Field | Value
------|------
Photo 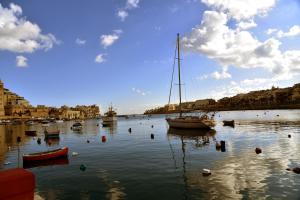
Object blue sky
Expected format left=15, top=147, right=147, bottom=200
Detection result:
left=0, top=0, right=300, bottom=114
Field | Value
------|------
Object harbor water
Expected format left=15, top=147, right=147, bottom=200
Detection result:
left=1, top=110, right=300, bottom=200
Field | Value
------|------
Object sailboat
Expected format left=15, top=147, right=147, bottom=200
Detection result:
left=166, top=33, right=216, bottom=129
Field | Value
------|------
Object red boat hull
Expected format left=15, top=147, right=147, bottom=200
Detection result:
left=23, top=147, right=68, bottom=162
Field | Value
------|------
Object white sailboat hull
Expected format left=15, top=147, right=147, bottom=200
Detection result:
left=166, top=117, right=215, bottom=129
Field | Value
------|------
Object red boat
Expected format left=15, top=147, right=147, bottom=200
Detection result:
left=44, top=130, right=60, bottom=138
left=23, top=147, right=68, bottom=162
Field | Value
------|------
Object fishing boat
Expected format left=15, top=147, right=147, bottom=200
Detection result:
left=25, top=120, right=36, bottom=125
left=56, top=119, right=64, bottom=123
left=41, top=120, right=50, bottom=127
left=71, top=122, right=83, bottom=131
left=44, top=130, right=60, bottom=138
left=25, top=130, right=37, bottom=136
left=223, top=120, right=235, bottom=127
left=166, top=34, right=215, bottom=130
left=23, top=147, right=68, bottom=162
left=102, top=104, right=117, bottom=126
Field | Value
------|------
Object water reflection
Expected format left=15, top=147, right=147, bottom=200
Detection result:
left=168, top=128, right=217, bottom=148
left=102, top=122, right=117, bottom=135
left=23, top=156, right=69, bottom=169
left=0, top=111, right=299, bottom=200
left=45, top=138, right=60, bottom=146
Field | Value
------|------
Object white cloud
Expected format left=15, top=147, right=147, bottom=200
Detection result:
left=16, top=55, right=27, bottom=67
left=277, top=25, right=300, bottom=38
left=75, top=38, right=86, bottom=45
left=241, top=78, right=268, bottom=86
left=126, top=0, right=140, bottom=9
left=209, top=75, right=293, bottom=100
left=117, top=10, right=128, bottom=21
left=0, top=3, right=59, bottom=53
left=182, top=0, right=300, bottom=81
left=95, top=54, right=106, bottom=63
left=199, top=68, right=231, bottom=80
left=237, top=19, right=257, bottom=30
left=117, top=0, right=140, bottom=21
left=266, top=28, right=277, bottom=35
left=100, top=30, right=122, bottom=48
left=201, top=0, right=275, bottom=21
left=211, top=68, right=232, bottom=79
left=132, top=87, right=150, bottom=96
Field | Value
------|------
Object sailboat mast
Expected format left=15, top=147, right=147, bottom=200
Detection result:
left=177, top=33, right=182, bottom=117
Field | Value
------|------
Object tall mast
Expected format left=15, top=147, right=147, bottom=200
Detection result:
left=177, top=33, right=182, bottom=117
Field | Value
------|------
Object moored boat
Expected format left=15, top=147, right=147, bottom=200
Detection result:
left=223, top=120, right=235, bottom=127
left=102, top=105, right=117, bottom=125
left=71, top=122, right=83, bottom=131
left=25, top=130, right=37, bottom=136
left=44, top=130, right=60, bottom=138
left=166, top=34, right=215, bottom=130
left=167, top=116, right=216, bottom=129
left=41, top=120, right=50, bottom=127
left=25, top=121, right=36, bottom=125
left=23, top=147, right=68, bottom=162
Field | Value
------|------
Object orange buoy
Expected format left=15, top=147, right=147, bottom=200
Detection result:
left=101, top=136, right=106, bottom=143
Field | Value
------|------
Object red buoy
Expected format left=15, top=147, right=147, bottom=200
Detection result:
left=101, top=136, right=106, bottom=143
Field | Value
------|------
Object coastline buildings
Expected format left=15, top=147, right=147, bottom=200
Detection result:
left=145, top=83, right=300, bottom=114
left=0, top=80, right=100, bottom=120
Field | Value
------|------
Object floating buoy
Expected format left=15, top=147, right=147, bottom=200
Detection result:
left=288, top=134, right=291, bottom=138
left=276, top=114, right=280, bottom=117
left=221, top=141, right=226, bottom=152
left=102, top=136, right=106, bottom=143
left=202, top=169, right=211, bottom=176
left=80, top=164, right=86, bottom=171
left=151, top=133, right=154, bottom=139
left=255, top=147, right=262, bottom=154
left=151, top=125, right=154, bottom=128
left=87, top=140, right=90, bottom=143
left=128, top=128, right=132, bottom=133
left=72, top=152, right=79, bottom=156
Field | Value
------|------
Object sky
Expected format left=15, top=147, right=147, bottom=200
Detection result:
left=0, top=0, right=300, bottom=114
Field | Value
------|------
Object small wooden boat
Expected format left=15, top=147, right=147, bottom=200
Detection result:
left=23, top=147, right=68, bottom=162
left=25, top=130, right=37, bottom=136
left=223, top=120, right=235, bottom=127
left=44, top=130, right=60, bottom=138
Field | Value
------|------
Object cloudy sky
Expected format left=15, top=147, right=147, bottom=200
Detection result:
left=0, top=0, right=300, bottom=114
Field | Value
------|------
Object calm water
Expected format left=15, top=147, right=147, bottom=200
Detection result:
left=1, top=110, right=300, bottom=200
